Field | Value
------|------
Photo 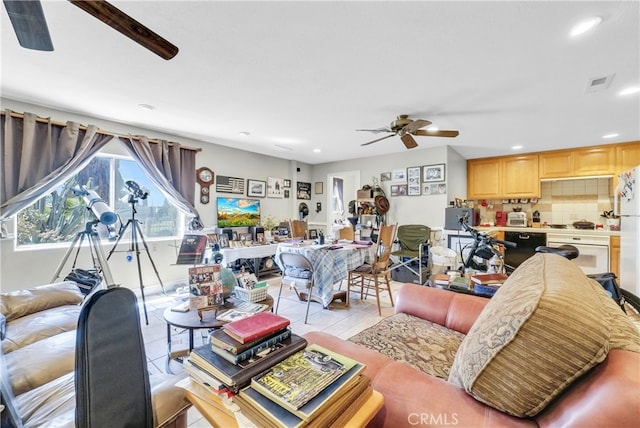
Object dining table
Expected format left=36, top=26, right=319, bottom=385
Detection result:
left=274, top=240, right=374, bottom=308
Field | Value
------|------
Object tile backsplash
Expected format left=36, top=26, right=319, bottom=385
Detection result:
left=474, top=178, right=613, bottom=226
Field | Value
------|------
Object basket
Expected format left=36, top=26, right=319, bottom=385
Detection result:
left=234, top=286, right=269, bottom=303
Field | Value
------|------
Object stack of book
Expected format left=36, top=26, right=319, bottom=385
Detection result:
left=234, top=344, right=372, bottom=427
left=186, top=312, right=306, bottom=394
left=470, top=273, right=508, bottom=296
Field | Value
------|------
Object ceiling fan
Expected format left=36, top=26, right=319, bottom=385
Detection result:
left=357, top=114, right=459, bottom=149
left=2, top=0, right=178, bottom=60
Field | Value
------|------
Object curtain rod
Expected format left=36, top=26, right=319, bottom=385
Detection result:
left=1, top=110, right=202, bottom=152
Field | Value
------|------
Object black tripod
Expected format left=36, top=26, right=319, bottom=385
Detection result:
left=108, top=195, right=165, bottom=324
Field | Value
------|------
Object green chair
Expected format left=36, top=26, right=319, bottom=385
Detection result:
left=390, top=224, right=431, bottom=283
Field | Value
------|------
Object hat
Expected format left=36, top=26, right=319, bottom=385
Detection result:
left=374, top=195, right=390, bottom=215
left=298, top=203, right=309, bottom=218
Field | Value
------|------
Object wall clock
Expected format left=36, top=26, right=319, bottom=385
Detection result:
left=196, top=167, right=214, bottom=204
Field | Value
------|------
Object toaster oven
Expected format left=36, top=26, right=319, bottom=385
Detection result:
left=507, top=212, right=527, bottom=227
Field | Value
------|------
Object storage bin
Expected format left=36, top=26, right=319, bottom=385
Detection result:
left=234, top=286, right=269, bottom=303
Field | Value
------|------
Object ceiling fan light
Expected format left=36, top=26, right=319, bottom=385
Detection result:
left=570, top=16, right=602, bottom=37
left=426, top=126, right=439, bottom=132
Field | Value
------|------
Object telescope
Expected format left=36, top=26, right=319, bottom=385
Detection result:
left=125, top=180, right=149, bottom=200
left=72, top=187, right=117, bottom=225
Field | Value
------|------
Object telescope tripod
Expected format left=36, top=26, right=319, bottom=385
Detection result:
left=52, top=221, right=116, bottom=288
left=107, top=200, right=165, bottom=325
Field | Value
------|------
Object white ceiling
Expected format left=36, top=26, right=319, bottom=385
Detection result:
left=2, top=1, right=639, bottom=165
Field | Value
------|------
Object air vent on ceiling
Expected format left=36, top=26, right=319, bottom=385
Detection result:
left=586, top=74, right=615, bottom=93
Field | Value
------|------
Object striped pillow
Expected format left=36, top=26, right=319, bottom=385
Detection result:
left=448, top=253, right=637, bottom=417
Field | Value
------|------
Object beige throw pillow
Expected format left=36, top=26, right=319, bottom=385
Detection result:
left=448, top=253, right=637, bottom=417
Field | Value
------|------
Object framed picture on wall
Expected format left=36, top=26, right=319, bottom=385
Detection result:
left=423, top=164, right=445, bottom=183
left=283, top=179, right=291, bottom=188
left=284, top=189, right=290, bottom=198
left=392, top=169, right=406, bottom=182
left=407, top=166, right=421, bottom=196
left=267, top=177, right=284, bottom=198
left=297, top=182, right=311, bottom=200
left=315, top=182, right=323, bottom=194
left=247, top=179, right=266, bottom=197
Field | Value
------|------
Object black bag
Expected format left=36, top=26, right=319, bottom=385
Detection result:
left=65, top=268, right=103, bottom=295
left=587, top=272, right=626, bottom=312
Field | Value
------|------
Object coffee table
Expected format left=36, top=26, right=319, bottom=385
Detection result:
left=163, top=295, right=273, bottom=373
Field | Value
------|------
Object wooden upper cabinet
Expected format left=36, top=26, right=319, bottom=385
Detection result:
left=615, top=141, right=640, bottom=173
left=467, top=157, right=501, bottom=199
left=573, top=146, right=616, bottom=176
left=467, top=154, right=539, bottom=199
left=539, top=151, right=573, bottom=178
left=540, top=146, right=615, bottom=178
left=502, top=155, right=540, bottom=197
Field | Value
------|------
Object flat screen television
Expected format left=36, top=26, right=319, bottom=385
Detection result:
left=216, top=197, right=261, bottom=228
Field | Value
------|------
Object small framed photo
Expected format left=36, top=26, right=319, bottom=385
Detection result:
left=283, top=179, right=291, bottom=188
left=239, top=232, right=253, bottom=243
left=423, top=164, right=445, bottom=183
left=390, top=184, right=408, bottom=196
left=380, top=172, right=392, bottom=182
left=315, top=182, right=323, bottom=194
left=206, top=233, right=218, bottom=246
left=247, top=179, right=266, bottom=197
left=309, top=229, right=318, bottom=239
left=284, top=189, right=290, bottom=198
left=267, top=177, right=284, bottom=198
left=407, top=166, right=421, bottom=195
left=392, top=169, right=406, bottom=182
left=218, top=234, right=229, bottom=248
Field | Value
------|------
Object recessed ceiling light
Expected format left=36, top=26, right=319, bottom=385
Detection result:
left=602, top=133, right=619, bottom=139
left=313, top=148, right=321, bottom=153
left=239, top=131, right=251, bottom=136
left=618, top=86, right=640, bottom=96
left=138, top=103, right=156, bottom=111
left=570, top=16, right=602, bottom=37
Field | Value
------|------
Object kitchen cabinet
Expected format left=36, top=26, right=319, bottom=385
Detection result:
left=610, top=235, right=620, bottom=279
left=467, top=154, right=539, bottom=199
left=614, top=141, right=640, bottom=188
left=539, top=146, right=616, bottom=179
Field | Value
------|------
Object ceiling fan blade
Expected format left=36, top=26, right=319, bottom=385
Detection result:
left=403, top=119, right=431, bottom=133
left=413, top=129, right=460, bottom=138
left=401, top=133, right=418, bottom=149
left=361, top=133, right=396, bottom=146
left=356, top=127, right=392, bottom=134
left=3, top=0, right=53, bottom=51
left=69, top=0, right=178, bottom=60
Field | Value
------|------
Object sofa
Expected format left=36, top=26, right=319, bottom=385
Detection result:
left=305, top=253, right=640, bottom=427
left=0, top=281, right=191, bottom=427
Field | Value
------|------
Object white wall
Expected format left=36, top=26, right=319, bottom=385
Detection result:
left=1, top=99, right=466, bottom=292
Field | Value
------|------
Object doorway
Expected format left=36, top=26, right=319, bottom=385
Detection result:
left=326, top=170, right=360, bottom=239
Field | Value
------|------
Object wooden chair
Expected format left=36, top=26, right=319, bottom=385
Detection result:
left=347, top=223, right=397, bottom=316
left=338, top=226, right=355, bottom=241
left=275, top=252, right=315, bottom=324
left=289, top=220, right=308, bottom=240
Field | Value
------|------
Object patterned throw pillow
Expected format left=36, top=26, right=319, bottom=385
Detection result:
left=448, top=253, right=639, bottom=417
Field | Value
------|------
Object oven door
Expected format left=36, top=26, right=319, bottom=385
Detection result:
left=547, top=235, right=609, bottom=275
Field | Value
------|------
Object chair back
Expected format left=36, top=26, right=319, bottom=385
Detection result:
left=75, top=287, right=153, bottom=428
left=372, top=223, right=397, bottom=272
left=396, top=224, right=431, bottom=254
left=279, top=252, right=314, bottom=274
left=289, top=220, right=308, bottom=239
left=339, top=227, right=355, bottom=241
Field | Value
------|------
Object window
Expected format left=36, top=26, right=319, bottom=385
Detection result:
left=16, top=155, right=183, bottom=247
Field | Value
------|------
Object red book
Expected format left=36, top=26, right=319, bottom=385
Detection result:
left=223, top=312, right=290, bottom=344
left=470, top=273, right=508, bottom=285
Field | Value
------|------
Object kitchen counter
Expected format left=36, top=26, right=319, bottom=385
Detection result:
left=474, top=226, right=621, bottom=237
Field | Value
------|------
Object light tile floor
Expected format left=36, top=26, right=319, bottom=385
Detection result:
left=138, top=273, right=405, bottom=427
